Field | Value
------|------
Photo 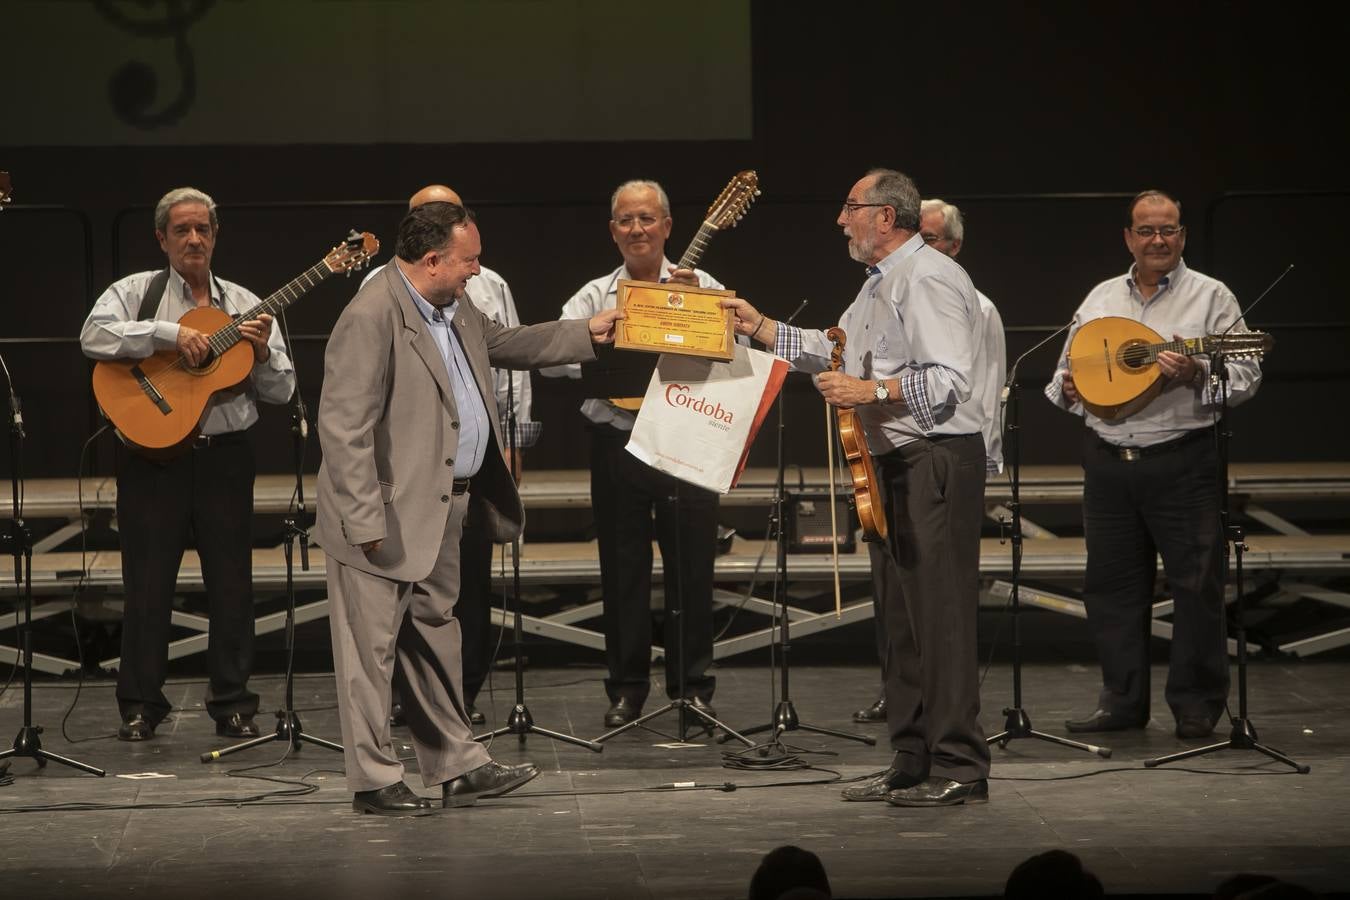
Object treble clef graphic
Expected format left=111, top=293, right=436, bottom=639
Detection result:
left=93, top=0, right=216, bottom=130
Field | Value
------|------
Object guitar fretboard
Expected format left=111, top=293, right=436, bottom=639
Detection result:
left=675, top=220, right=718, bottom=272
left=205, top=260, right=335, bottom=357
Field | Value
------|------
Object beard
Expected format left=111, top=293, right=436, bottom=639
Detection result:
left=847, top=231, right=875, bottom=265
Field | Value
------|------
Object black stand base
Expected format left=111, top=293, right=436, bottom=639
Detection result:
left=594, top=698, right=755, bottom=747
left=200, top=710, right=343, bottom=764
left=719, top=699, right=876, bottom=746
left=1144, top=716, right=1310, bottom=772
left=0, top=725, right=106, bottom=776
left=477, top=703, right=603, bottom=753
left=987, top=706, right=1111, bottom=758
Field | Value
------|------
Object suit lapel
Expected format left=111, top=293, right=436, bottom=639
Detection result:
left=386, top=265, right=456, bottom=416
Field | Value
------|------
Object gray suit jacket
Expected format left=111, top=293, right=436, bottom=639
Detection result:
left=315, top=264, right=595, bottom=582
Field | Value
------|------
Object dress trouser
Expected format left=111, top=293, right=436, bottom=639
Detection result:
left=326, top=490, right=490, bottom=793
left=457, top=502, right=497, bottom=707
left=875, top=433, right=989, bottom=784
left=115, top=434, right=259, bottom=726
left=588, top=421, right=717, bottom=706
left=1081, top=428, right=1227, bottom=724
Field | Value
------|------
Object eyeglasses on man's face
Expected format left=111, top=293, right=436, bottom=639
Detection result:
left=614, top=214, right=660, bottom=229
left=1130, top=225, right=1184, bottom=239
left=840, top=201, right=889, bottom=216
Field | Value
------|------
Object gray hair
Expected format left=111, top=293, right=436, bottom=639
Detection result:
left=155, top=187, right=218, bottom=233
left=610, top=179, right=671, bottom=218
left=863, top=168, right=921, bottom=231
left=1128, top=189, right=1182, bottom=225
left=921, top=198, right=965, bottom=243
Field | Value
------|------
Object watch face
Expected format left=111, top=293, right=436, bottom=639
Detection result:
left=875, top=383, right=888, bottom=402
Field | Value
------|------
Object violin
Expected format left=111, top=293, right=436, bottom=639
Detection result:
left=826, top=328, right=887, bottom=542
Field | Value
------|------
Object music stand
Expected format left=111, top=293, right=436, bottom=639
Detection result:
left=0, top=362, right=105, bottom=777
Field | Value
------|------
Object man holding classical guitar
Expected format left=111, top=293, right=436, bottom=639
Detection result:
left=542, top=179, right=726, bottom=729
left=724, top=169, right=992, bottom=808
left=79, top=187, right=295, bottom=742
left=1046, top=190, right=1262, bottom=741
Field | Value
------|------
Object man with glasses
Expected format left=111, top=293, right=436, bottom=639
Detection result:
left=1045, top=190, right=1262, bottom=741
left=543, top=179, right=723, bottom=728
left=853, top=198, right=1006, bottom=726
left=723, top=169, right=992, bottom=808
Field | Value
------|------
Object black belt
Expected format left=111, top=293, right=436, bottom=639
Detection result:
left=452, top=477, right=471, bottom=495
left=1099, top=426, right=1214, bottom=462
left=192, top=430, right=247, bottom=449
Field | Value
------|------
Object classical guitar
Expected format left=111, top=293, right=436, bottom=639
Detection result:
left=825, top=327, right=887, bottom=542
left=92, top=231, right=379, bottom=456
left=674, top=169, right=760, bottom=271
left=1068, top=315, right=1273, bottom=420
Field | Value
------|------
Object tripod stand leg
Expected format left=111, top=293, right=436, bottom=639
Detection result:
left=792, top=723, right=877, bottom=746
left=1143, top=738, right=1231, bottom=768
left=297, top=732, right=345, bottom=754
left=524, top=725, right=603, bottom=753
left=201, top=731, right=281, bottom=764
left=33, top=747, right=109, bottom=776
left=2, top=726, right=107, bottom=776
left=1027, top=730, right=1111, bottom=759
left=684, top=703, right=754, bottom=747
left=1249, top=740, right=1311, bottom=774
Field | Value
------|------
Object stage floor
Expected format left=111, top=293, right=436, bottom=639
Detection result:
left=2, top=659, right=1347, bottom=899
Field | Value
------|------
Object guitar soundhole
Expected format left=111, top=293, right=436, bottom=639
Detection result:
left=1117, top=340, right=1151, bottom=372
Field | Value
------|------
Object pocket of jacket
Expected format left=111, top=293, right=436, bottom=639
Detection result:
left=378, top=481, right=397, bottom=504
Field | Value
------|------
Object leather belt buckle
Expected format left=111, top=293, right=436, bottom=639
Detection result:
left=1120, top=447, right=1141, bottom=462
left=452, top=477, right=471, bottom=495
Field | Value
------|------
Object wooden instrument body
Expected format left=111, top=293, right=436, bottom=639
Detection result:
left=826, top=327, right=887, bottom=542
left=91, top=306, right=255, bottom=454
left=1068, top=316, right=1169, bottom=421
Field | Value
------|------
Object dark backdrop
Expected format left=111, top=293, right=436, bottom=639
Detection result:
left=2, top=3, right=1346, bottom=484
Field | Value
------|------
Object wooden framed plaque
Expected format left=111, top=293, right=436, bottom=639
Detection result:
left=614, top=279, right=737, bottom=361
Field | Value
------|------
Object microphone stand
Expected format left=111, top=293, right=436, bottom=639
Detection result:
left=988, top=328, right=1110, bottom=758
left=0, top=360, right=105, bottom=776
left=719, top=301, right=875, bottom=748
left=202, top=380, right=342, bottom=763
left=477, top=371, right=602, bottom=751
left=1146, top=351, right=1306, bottom=773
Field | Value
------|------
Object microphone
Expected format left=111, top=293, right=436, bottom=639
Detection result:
left=1002, top=318, right=1075, bottom=408
left=784, top=298, right=809, bottom=325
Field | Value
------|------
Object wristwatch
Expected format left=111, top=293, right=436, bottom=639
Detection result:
left=873, top=380, right=889, bottom=404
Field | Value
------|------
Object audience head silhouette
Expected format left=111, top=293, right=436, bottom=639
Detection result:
left=749, top=845, right=831, bottom=900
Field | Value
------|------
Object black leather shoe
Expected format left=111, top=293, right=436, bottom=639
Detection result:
left=442, top=760, right=540, bottom=808
left=469, top=706, right=486, bottom=726
left=1064, top=708, right=1147, bottom=733
left=688, top=697, right=717, bottom=719
left=853, top=696, right=887, bottom=724
left=389, top=702, right=407, bottom=728
left=118, top=713, right=154, bottom=742
left=352, top=782, right=435, bottom=817
left=841, top=766, right=925, bottom=801
left=1176, top=715, right=1217, bottom=739
left=215, top=713, right=260, bottom=738
left=886, top=777, right=989, bottom=807
left=604, top=697, right=642, bottom=728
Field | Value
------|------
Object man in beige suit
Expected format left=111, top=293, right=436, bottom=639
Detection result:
left=317, top=202, right=621, bottom=815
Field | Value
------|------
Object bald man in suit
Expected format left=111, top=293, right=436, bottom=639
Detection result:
left=317, top=201, right=621, bottom=815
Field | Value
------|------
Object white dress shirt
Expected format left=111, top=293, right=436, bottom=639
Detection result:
left=1044, top=259, right=1261, bottom=447
left=80, top=266, right=295, bottom=435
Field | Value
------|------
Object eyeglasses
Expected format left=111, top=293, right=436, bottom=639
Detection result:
left=840, top=202, right=889, bottom=216
left=614, top=214, right=660, bottom=229
left=1131, top=225, right=1184, bottom=239
left=920, top=233, right=943, bottom=244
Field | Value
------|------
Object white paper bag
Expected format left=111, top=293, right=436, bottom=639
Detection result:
left=625, top=343, right=787, bottom=494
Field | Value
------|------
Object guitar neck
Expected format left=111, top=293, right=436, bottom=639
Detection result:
left=205, top=259, right=334, bottom=356
left=675, top=220, right=718, bottom=272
